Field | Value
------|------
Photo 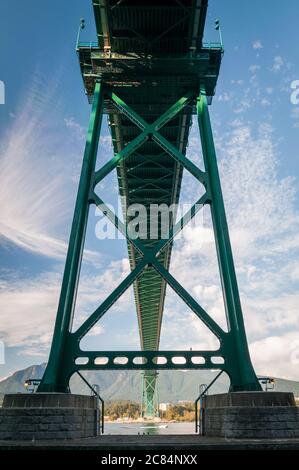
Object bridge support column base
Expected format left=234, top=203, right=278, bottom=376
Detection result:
left=0, top=394, right=99, bottom=440
left=202, top=392, right=299, bottom=439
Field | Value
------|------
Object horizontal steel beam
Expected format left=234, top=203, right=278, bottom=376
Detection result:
left=74, top=350, right=226, bottom=370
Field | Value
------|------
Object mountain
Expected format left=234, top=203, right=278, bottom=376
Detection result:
left=1, top=364, right=299, bottom=402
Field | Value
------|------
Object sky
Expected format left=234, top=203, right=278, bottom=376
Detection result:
left=0, top=0, right=299, bottom=384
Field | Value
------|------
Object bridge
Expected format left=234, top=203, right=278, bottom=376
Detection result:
left=36, top=0, right=261, bottom=417
left=3, top=0, right=299, bottom=448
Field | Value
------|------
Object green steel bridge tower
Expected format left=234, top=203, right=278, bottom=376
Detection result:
left=38, top=0, right=261, bottom=417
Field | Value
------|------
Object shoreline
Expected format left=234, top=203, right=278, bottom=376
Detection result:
left=104, top=419, right=194, bottom=424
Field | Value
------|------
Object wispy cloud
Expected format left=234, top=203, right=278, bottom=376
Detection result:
left=271, top=55, right=284, bottom=72
left=0, top=73, right=72, bottom=258
left=251, top=333, right=299, bottom=379
left=253, top=40, right=263, bottom=50
left=2, top=110, right=298, bottom=379
left=249, top=64, right=261, bottom=73
left=1, top=53, right=299, bottom=383
left=160, top=118, right=299, bottom=380
left=0, top=73, right=103, bottom=262
left=0, top=272, right=61, bottom=354
left=0, top=257, right=132, bottom=355
left=64, top=116, right=86, bottom=141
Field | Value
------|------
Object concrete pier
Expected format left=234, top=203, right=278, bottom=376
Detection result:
left=1, top=391, right=299, bottom=444
left=203, top=392, right=299, bottom=438
left=0, top=393, right=99, bottom=441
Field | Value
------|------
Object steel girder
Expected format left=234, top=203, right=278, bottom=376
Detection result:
left=38, top=1, right=261, bottom=418
left=141, top=372, right=159, bottom=418
left=38, top=85, right=260, bottom=397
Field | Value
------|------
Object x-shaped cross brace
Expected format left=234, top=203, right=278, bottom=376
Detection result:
left=73, top=91, right=226, bottom=345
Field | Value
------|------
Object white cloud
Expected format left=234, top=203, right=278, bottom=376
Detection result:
left=0, top=257, right=131, bottom=355
left=234, top=99, right=251, bottom=114
left=218, top=92, right=231, bottom=102
left=2, top=65, right=299, bottom=382
left=249, top=64, right=261, bottom=73
left=231, top=79, right=244, bottom=86
left=260, top=97, right=271, bottom=106
left=251, top=333, right=299, bottom=380
left=160, top=118, right=299, bottom=379
left=271, top=55, right=284, bottom=72
left=73, top=257, right=131, bottom=332
left=0, top=74, right=102, bottom=262
left=253, top=40, right=263, bottom=50
left=0, top=272, right=60, bottom=354
left=0, top=75, right=73, bottom=258
left=64, top=117, right=86, bottom=140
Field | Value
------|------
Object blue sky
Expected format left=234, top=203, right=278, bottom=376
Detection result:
left=0, top=0, right=299, bottom=382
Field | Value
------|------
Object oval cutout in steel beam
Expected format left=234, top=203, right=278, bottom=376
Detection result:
left=152, top=356, right=167, bottom=365
left=113, top=356, right=129, bottom=365
left=191, top=356, right=205, bottom=364
left=133, top=356, right=148, bottom=365
left=75, top=357, right=89, bottom=365
left=171, top=356, right=186, bottom=365
left=211, top=356, right=224, bottom=364
left=94, top=357, right=109, bottom=365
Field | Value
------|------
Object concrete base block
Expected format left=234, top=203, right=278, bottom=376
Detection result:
left=203, top=392, right=299, bottom=438
left=0, top=394, right=99, bottom=441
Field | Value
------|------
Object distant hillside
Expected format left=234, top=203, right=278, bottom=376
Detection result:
left=1, top=364, right=299, bottom=402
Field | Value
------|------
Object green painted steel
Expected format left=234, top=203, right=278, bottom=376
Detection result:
left=197, top=87, right=260, bottom=390
left=38, top=81, right=104, bottom=392
left=141, top=372, right=159, bottom=418
left=38, top=0, right=261, bottom=414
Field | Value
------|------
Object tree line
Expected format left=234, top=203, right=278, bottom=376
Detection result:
left=104, top=400, right=195, bottom=421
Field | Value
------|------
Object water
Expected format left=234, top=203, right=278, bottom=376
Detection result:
left=104, top=422, right=195, bottom=435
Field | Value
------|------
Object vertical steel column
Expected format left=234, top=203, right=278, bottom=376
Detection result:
left=141, top=372, right=159, bottom=418
left=38, top=82, right=104, bottom=392
left=197, top=87, right=261, bottom=391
